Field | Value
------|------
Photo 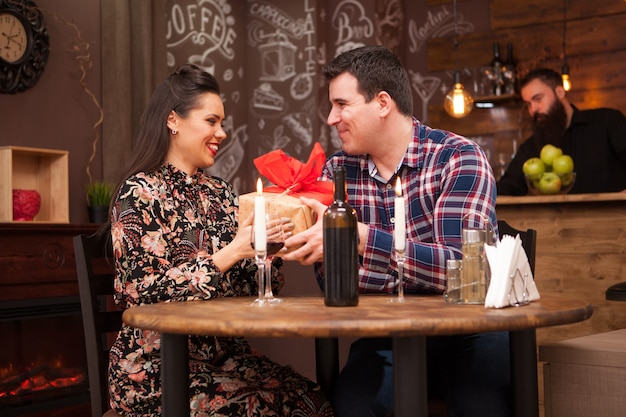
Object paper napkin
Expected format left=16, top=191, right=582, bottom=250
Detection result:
left=484, top=234, right=540, bottom=308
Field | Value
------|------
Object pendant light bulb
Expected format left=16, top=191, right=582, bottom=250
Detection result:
left=561, top=0, right=571, bottom=92
left=561, top=64, right=571, bottom=92
left=444, top=71, right=474, bottom=118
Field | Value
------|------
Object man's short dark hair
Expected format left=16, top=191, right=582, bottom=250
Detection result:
left=520, top=68, right=564, bottom=90
left=322, top=45, right=413, bottom=116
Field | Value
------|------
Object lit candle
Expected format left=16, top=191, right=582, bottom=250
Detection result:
left=254, top=178, right=266, bottom=252
left=394, top=177, right=406, bottom=251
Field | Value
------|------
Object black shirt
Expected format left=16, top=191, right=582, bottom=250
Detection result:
left=497, top=106, right=626, bottom=195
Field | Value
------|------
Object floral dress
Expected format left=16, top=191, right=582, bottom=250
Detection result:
left=108, top=164, right=333, bottom=417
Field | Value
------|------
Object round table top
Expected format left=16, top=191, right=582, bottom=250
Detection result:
left=122, top=294, right=592, bottom=338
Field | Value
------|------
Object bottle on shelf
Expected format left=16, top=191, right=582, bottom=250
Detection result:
left=323, top=166, right=359, bottom=307
left=486, top=42, right=504, bottom=96
left=503, top=43, right=516, bottom=95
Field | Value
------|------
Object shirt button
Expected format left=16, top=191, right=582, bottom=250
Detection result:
left=390, top=218, right=396, bottom=224
left=386, top=183, right=393, bottom=190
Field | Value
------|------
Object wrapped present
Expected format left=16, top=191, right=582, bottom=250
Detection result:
left=239, top=143, right=333, bottom=236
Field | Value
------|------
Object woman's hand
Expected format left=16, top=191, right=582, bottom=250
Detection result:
left=232, top=213, right=255, bottom=259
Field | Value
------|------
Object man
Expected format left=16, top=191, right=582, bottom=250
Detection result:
left=283, top=45, right=511, bottom=417
left=498, top=67, right=626, bottom=195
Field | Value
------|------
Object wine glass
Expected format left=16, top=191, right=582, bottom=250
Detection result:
left=250, top=215, right=268, bottom=306
left=263, top=212, right=285, bottom=303
left=389, top=246, right=406, bottom=303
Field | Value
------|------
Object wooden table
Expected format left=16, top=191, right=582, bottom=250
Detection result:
left=122, top=294, right=592, bottom=417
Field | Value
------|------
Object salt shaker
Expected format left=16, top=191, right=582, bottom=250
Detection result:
left=444, top=259, right=462, bottom=304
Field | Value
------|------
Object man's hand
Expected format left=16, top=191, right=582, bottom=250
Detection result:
left=281, top=197, right=327, bottom=265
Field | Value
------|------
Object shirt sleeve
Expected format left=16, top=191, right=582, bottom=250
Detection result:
left=315, top=143, right=497, bottom=295
left=363, top=142, right=497, bottom=294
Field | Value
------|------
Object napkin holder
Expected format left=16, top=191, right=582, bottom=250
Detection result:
left=508, top=267, right=531, bottom=306
left=484, top=234, right=540, bottom=308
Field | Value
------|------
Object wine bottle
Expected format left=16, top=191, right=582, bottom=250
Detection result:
left=323, top=166, right=359, bottom=307
left=490, top=42, right=504, bottom=96
left=503, top=43, right=516, bottom=95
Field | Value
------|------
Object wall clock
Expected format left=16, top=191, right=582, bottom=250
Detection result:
left=0, top=0, right=49, bottom=94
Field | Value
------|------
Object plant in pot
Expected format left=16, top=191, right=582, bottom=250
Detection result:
left=86, top=181, right=112, bottom=223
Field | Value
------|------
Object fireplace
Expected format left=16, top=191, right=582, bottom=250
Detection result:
left=0, top=297, right=90, bottom=416
left=0, top=223, right=99, bottom=416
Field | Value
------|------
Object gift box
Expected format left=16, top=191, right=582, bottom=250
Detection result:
left=239, top=143, right=333, bottom=236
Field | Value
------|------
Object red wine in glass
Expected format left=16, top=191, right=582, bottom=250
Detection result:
left=251, top=241, right=284, bottom=254
left=251, top=241, right=283, bottom=252
left=266, top=241, right=285, bottom=255
left=263, top=212, right=284, bottom=303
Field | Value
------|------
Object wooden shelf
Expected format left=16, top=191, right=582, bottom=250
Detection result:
left=474, top=93, right=520, bottom=106
left=0, top=146, right=69, bottom=223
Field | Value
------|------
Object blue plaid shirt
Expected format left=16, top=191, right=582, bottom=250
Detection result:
left=316, top=118, right=497, bottom=294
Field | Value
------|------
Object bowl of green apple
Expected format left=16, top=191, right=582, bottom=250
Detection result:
left=523, top=145, right=576, bottom=195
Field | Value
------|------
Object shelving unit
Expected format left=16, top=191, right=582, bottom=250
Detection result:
left=0, top=146, right=69, bottom=223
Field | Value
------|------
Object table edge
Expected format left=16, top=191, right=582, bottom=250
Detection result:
left=122, top=295, right=593, bottom=338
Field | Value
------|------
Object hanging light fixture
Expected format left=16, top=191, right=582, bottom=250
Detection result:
left=444, top=0, right=473, bottom=118
left=561, top=0, right=572, bottom=91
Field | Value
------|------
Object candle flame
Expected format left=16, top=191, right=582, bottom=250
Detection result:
left=395, top=177, right=402, bottom=197
left=256, top=178, right=263, bottom=195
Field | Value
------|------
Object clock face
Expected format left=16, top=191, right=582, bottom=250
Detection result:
left=0, top=0, right=49, bottom=94
left=0, top=12, right=28, bottom=63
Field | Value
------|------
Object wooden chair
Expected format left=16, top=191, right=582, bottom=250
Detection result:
left=497, top=220, right=537, bottom=273
left=74, top=230, right=123, bottom=417
left=497, top=219, right=539, bottom=417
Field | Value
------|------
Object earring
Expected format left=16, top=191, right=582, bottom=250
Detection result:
left=171, top=129, right=177, bottom=135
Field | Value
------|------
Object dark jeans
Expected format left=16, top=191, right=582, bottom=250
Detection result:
left=331, top=333, right=512, bottom=417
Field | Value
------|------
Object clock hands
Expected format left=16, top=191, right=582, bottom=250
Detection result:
left=1, top=32, right=11, bottom=49
left=1, top=31, right=24, bottom=50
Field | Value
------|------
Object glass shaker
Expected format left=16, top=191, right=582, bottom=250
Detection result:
left=460, top=228, right=488, bottom=304
left=444, top=259, right=462, bottom=304
left=458, top=213, right=492, bottom=304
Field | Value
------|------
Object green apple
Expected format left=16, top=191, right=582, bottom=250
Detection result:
left=538, top=172, right=562, bottom=194
left=522, top=157, right=546, bottom=181
left=540, top=144, right=563, bottom=167
left=560, top=172, right=575, bottom=187
left=552, top=154, right=574, bottom=175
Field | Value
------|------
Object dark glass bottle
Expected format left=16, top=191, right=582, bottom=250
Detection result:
left=503, top=43, right=516, bottom=95
left=490, top=42, right=504, bottom=96
left=323, top=166, right=359, bottom=307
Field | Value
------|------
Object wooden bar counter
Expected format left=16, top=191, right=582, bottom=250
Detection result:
left=496, top=192, right=626, bottom=346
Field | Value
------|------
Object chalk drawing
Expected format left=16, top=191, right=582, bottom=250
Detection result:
left=246, top=0, right=318, bottom=161
left=331, top=0, right=374, bottom=47
left=165, top=0, right=243, bottom=184
left=166, top=0, right=237, bottom=62
left=375, top=0, right=404, bottom=49
left=409, top=70, right=441, bottom=123
left=405, top=5, right=475, bottom=121
left=253, top=83, right=285, bottom=111
left=407, top=5, right=474, bottom=54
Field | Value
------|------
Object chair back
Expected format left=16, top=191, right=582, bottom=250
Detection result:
left=74, top=230, right=122, bottom=417
left=497, top=220, right=537, bottom=274
left=497, top=219, right=539, bottom=416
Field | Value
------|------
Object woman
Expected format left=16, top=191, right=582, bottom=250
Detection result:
left=108, top=64, right=333, bottom=417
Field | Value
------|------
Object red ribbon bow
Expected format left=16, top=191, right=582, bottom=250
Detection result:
left=254, top=142, right=334, bottom=205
